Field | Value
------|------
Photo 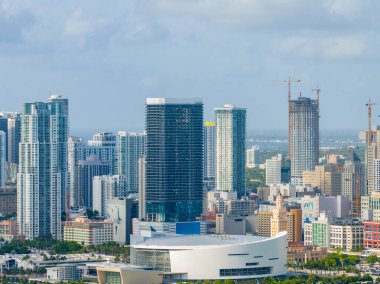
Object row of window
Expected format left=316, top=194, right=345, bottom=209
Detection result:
left=220, top=267, right=271, bottom=277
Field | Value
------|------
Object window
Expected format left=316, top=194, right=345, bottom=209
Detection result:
left=246, top=262, right=259, bottom=266
left=220, top=267, right=271, bottom=277
left=105, top=272, right=121, bottom=284
left=269, top=258, right=279, bottom=260
left=228, top=253, right=249, bottom=256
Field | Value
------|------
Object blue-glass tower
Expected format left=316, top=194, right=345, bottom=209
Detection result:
left=145, top=98, right=203, bottom=222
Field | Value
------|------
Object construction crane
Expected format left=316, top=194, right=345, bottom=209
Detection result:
left=271, top=77, right=301, bottom=157
left=366, top=99, right=377, bottom=146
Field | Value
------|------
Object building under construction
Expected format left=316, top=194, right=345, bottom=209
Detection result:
left=289, top=96, right=319, bottom=186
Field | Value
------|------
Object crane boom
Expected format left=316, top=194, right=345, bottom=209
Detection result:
left=271, top=77, right=301, bottom=158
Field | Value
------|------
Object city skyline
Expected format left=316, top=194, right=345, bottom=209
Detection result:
left=1, top=1, right=380, bottom=132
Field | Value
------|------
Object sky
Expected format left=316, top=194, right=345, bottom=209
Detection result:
left=0, top=0, right=379, bottom=134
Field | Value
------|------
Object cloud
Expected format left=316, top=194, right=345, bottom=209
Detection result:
left=280, top=35, right=367, bottom=60
left=63, top=8, right=113, bottom=48
left=0, top=0, right=35, bottom=43
left=323, top=0, right=362, bottom=18
left=138, top=75, right=160, bottom=90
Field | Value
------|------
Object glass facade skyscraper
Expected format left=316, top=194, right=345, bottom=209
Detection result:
left=289, top=97, right=319, bottom=186
left=117, top=131, right=146, bottom=194
left=215, top=105, right=246, bottom=198
left=145, top=98, right=203, bottom=222
left=17, top=95, right=68, bottom=240
left=203, top=121, right=216, bottom=191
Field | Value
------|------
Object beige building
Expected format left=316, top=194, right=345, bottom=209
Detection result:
left=271, top=196, right=287, bottom=237
left=287, top=209, right=302, bottom=243
left=258, top=204, right=302, bottom=244
left=362, top=191, right=380, bottom=221
left=97, top=267, right=162, bottom=284
left=288, top=244, right=328, bottom=263
left=303, top=165, right=342, bottom=196
left=63, top=216, right=113, bottom=245
left=0, top=219, right=17, bottom=241
left=258, top=211, right=272, bottom=237
left=330, top=221, right=363, bottom=251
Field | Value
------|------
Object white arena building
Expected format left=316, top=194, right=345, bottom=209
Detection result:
left=128, top=232, right=287, bottom=282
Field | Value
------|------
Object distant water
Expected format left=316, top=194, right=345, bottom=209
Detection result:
left=247, top=129, right=363, bottom=149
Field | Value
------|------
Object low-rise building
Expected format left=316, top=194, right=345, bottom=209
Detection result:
left=301, top=195, right=350, bottom=222
left=215, top=214, right=245, bottom=235
left=0, top=187, right=16, bottom=215
left=0, top=219, right=17, bottom=241
left=304, top=212, right=363, bottom=250
left=364, top=221, right=380, bottom=249
left=362, top=191, right=380, bottom=222
left=129, top=232, right=287, bottom=282
left=46, top=265, right=83, bottom=281
left=63, top=216, right=113, bottom=245
left=224, top=199, right=255, bottom=216
left=287, top=244, right=327, bottom=263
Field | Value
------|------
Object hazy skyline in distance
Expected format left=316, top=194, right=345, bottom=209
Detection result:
left=0, top=0, right=379, bottom=133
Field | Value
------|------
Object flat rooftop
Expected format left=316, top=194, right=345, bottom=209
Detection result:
left=132, top=233, right=284, bottom=249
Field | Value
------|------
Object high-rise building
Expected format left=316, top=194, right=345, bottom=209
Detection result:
left=287, top=209, right=302, bottom=243
left=92, top=174, right=127, bottom=217
left=145, top=98, right=203, bottom=222
left=88, top=133, right=117, bottom=174
left=68, top=137, right=84, bottom=208
left=6, top=113, right=20, bottom=165
left=266, top=154, right=282, bottom=185
left=246, top=145, right=260, bottom=168
left=303, top=164, right=342, bottom=196
left=17, top=95, right=68, bottom=240
left=138, top=157, right=146, bottom=220
left=78, top=154, right=110, bottom=209
left=116, top=131, right=146, bottom=194
left=281, top=158, right=291, bottom=184
left=106, top=197, right=133, bottom=244
left=289, top=97, right=319, bottom=186
left=0, top=132, right=5, bottom=187
left=365, top=126, right=380, bottom=194
left=68, top=134, right=117, bottom=208
left=374, top=159, right=380, bottom=193
left=0, top=116, right=8, bottom=162
left=203, top=121, right=216, bottom=190
left=341, top=150, right=365, bottom=214
left=271, top=195, right=287, bottom=237
left=215, top=105, right=246, bottom=197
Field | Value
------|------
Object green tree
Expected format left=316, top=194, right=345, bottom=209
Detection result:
left=366, top=254, right=379, bottom=265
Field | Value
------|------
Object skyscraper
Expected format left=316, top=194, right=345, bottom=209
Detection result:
left=68, top=136, right=84, bottom=208
left=117, top=131, right=146, bottom=194
left=342, top=149, right=365, bottom=215
left=266, top=154, right=282, bottom=185
left=289, top=96, right=319, bottom=186
left=17, top=95, right=68, bottom=240
left=0, top=131, right=5, bottom=187
left=0, top=116, right=8, bottom=162
left=366, top=125, right=380, bottom=194
left=203, top=121, right=216, bottom=190
left=78, top=154, right=110, bottom=209
left=145, top=98, right=203, bottom=222
left=215, top=105, right=246, bottom=198
left=92, top=174, right=127, bottom=217
left=7, top=113, right=21, bottom=165
left=246, top=145, right=260, bottom=168
left=88, top=133, right=116, bottom=174
left=68, top=133, right=117, bottom=208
